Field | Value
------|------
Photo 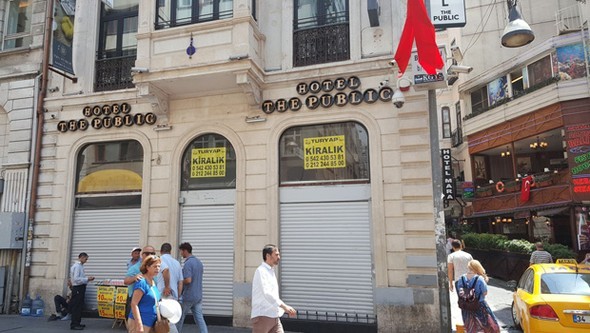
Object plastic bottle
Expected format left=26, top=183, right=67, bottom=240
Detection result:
left=31, top=295, right=44, bottom=317
left=20, top=294, right=32, bottom=316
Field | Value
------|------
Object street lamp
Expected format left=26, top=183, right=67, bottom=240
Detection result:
left=501, top=0, right=535, bottom=48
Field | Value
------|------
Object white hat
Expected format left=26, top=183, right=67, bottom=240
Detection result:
left=131, top=247, right=141, bottom=252
left=159, top=299, right=182, bottom=324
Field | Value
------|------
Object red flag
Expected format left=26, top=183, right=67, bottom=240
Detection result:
left=520, top=176, right=533, bottom=203
left=394, top=0, right=444, bottom=75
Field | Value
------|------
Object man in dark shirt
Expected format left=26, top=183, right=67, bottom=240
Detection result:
left=176, top=242, right=208, bottom=333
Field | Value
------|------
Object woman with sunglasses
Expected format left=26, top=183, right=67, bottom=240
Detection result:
left=127, top=255, right=161, bottom=333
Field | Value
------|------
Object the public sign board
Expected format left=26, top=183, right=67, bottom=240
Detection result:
left=429, top=0, right=467, bottom=28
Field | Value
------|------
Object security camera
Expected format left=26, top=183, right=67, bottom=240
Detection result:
left=388, top=59, right=397, bottom=67
left=450, top=46, right=463, bottom=62
left=448, top=65, right=473, bottom=74
left=130, top=67, right=149, bottom=73
left=391, top=89, right=405, bottom=108
left=379, top=79, right=389, bottom=87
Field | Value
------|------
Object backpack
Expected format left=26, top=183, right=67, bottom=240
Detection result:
left=457, top=276, right=480, bottom=312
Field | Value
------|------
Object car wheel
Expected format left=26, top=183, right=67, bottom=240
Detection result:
left=511, top=301, right=522, bottom=330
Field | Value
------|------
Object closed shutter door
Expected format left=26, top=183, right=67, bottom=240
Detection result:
left=181, top=204, right=234, bottom=316
left=71, top=208, right=141, bottom=310
left=280, top=201, right=374, bottom=317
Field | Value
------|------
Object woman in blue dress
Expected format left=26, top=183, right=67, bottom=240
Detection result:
left=455, top=260, right=500, bottom=333
left=128, top=255, right=161, bottom=333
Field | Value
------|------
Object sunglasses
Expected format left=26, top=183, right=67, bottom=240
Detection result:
left=142, top=252, right=156, bottom=256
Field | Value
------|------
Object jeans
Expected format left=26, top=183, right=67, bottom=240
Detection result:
left=176, top=300, right=208, bottom=333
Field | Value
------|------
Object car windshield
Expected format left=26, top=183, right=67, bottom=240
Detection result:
left=541, top=272, right=590, bottom=295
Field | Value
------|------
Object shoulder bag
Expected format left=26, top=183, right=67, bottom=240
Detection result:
left=152, top=286, right=170, bottom=333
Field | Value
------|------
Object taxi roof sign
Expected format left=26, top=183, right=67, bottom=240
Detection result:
left=555, top=259, right=577, bottom=264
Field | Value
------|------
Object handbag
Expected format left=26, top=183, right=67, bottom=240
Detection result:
left=152, top=287, right=170, bottom=333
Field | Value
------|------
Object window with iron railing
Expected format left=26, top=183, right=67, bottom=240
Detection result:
left=156, top=0, right=233, bottom=29
left=293, top=0, right=349, bottom=67
left=95, top=2, right=138, bottom=92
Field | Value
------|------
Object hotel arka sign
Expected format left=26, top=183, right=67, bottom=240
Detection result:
left=57, top=103, right=157, bottom=133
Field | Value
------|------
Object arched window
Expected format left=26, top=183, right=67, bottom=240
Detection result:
left=181, top=133, right=236, bottom=190
left=75, top=140, right=143, bottom=208
left=279, top=122, right=369, bottom=184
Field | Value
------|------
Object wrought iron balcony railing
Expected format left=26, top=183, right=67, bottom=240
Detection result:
left=451, top=128, right=463, bottom=147
left=94, top=55, right=136, bottom=92
left=293, top=23, right=350, bottom=67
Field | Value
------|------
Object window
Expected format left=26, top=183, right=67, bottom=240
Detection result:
left=181, top=134, right=236, bottom=190
left=442, top=107, right=451, bottom=138
left=279, top=122, right=369, bottom=184
left=510, top=69, right=525, bottom=97
left=95, top=1, right=138, bottom=92
left=293, top=0, right=350, bottom=67
left=470, top=86, right=488, bottom=114
left=528, top=55, right=553, bottom=87
left=2, top=0, right=32, bottom=50
left=156, top=0, right=233, bottom=29
left=75, top=140, right=143, bottom=209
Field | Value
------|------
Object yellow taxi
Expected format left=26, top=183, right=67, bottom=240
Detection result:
left=511, top=259, right=590, bottom=333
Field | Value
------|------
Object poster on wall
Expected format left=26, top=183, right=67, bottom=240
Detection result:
left=51, top=0, right=76, bottom=74
left=303, top=135, right=346, bottom=170
left=556, top=43, right=587, bottom=80
left=487, top=76, right=508, bottom=106
left=576, top=206, right=590, bottom=250
left=528, top=55, right=553, bottom=87
left=191, top=148, right=227, bottom=178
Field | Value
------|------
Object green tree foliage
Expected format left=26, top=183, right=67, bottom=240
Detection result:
left=461, top=233, right=576, bottom=259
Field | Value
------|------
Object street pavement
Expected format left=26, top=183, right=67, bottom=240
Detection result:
left=0, top=315, right=252, bottom=333
left=0, top=278, right=521, bottom=333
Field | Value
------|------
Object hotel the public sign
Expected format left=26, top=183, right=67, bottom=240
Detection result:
left=57, top=103, right=157, bottom=133
left=429, top=0, right=466, bottom=28
left=442, top=148, right=456, bottom=201
left=261, top=76, right=394, bottom=114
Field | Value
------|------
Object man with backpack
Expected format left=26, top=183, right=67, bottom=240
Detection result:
left=447, top=239, right=473, bottom=329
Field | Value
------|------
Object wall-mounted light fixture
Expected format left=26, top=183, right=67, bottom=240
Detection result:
left=153, top=124, right=172, bottom=131
left=131, top=67, right=149, bottom=73
left=245, top=115, right=266, bottom=123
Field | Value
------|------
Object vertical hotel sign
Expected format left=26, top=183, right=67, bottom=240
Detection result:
left=442, top=149, right=456, bottom=200
left=191, top=148, right=226, bottom=178
left=304, top=136, right=346, bottom=169
left=52, top=0, right=76, bottom=74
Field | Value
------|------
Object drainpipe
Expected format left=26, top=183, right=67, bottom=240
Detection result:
left=21, top=0, right=54, bottom=299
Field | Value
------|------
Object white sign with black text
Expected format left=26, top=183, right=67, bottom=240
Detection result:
left=429, top=0, right=466, bottom=28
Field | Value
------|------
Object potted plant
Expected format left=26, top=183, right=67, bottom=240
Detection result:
left=476, top=185, right=494, bottom=197
left=533, top=173, right=553, bottom=187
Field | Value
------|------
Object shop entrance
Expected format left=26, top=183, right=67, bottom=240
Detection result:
left=179, top=133, right=236, bottom=317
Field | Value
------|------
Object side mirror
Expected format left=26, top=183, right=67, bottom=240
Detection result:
left=506, top=280, right=517, bottom=291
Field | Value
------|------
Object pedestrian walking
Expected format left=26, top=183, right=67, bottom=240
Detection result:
left=456, top=260, right=500, bottom=333
left=69, top=252, right=95, bottom=330
left=529, top=242, right=552, bottom=265
left=177, top=242, right=208, bottom=333
left=127, top=255, right=161, bottom=333
left=124, top=245, right=156, bottom=318
left=251, top=244, right=296, bottom=333
left=156, top=242, right=183, bottom=333
left=447, top=239, right=473, bottom=329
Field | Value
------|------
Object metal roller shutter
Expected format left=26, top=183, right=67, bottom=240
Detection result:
left=71, top=208, right=141, bottom=310
left=181, top=204, right=234, bottom=316
left=280, top=201, right=374, bottom=318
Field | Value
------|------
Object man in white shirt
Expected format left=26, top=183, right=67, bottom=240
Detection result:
left=69, top=252, right=95, bottom=330
left=251, top=244, right=296, bottom=333
left=447, top=239, right=473, bottom=329
left=156, top=243, right=183, bottom=333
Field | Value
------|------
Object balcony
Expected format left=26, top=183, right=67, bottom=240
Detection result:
left=293, top=23, right=350, bottom=67
left=94, top=55, right=136, bottom=92
left=451, top=128, right=463, bottom=147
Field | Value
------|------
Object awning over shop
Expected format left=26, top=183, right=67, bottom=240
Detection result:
left=466, top=201, right=571, bottom=219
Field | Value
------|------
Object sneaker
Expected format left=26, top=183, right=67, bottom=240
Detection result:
left=61, top=314, right=72, bottom=321
left=47, top=314, right=58, bottom=321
